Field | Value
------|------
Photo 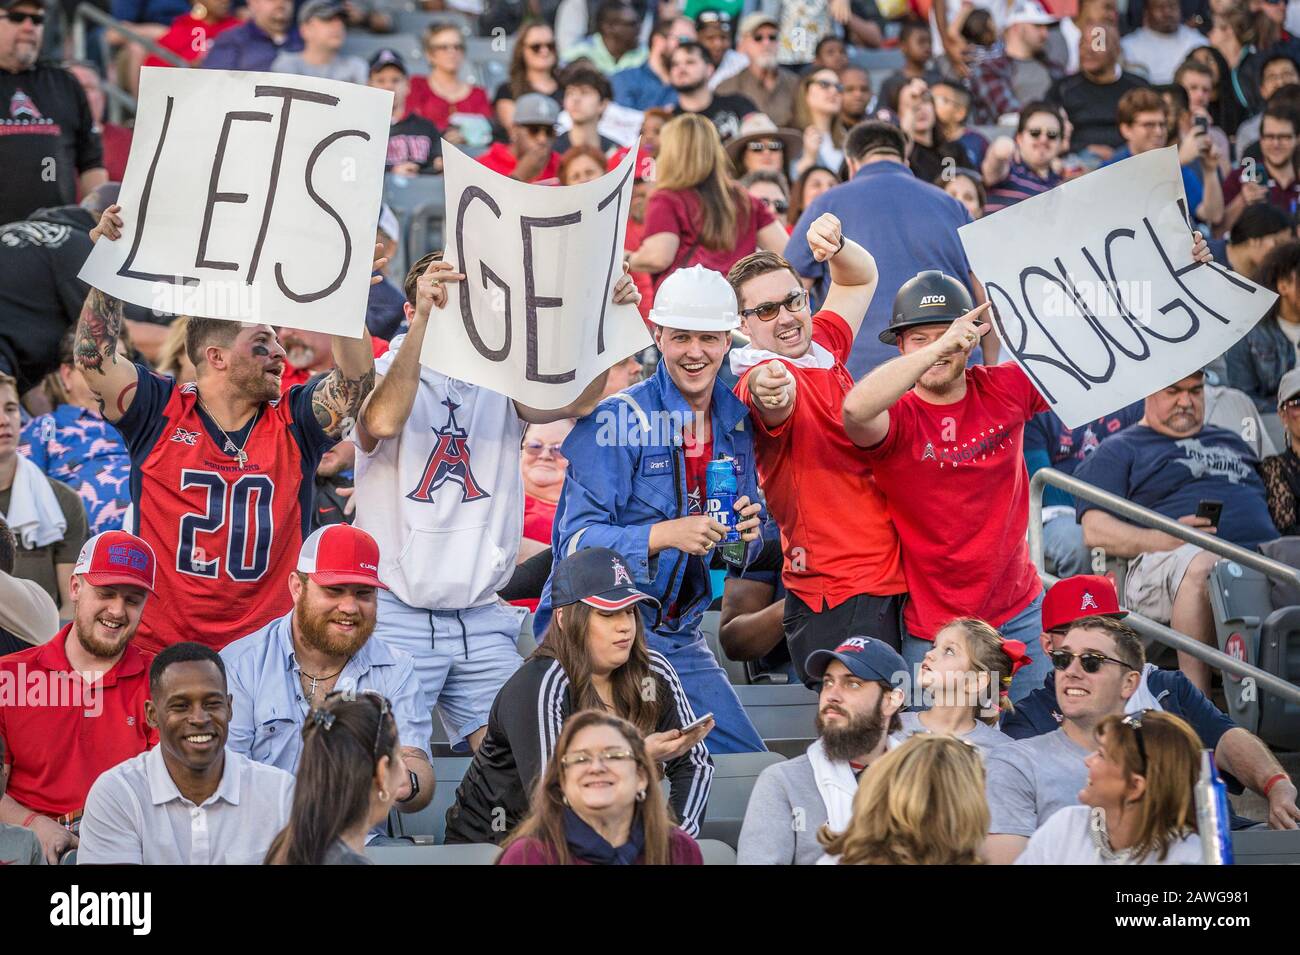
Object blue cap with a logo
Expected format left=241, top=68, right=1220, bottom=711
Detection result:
left=805, top=637, right=907, bottom=684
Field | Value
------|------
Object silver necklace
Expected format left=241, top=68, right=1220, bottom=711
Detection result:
left=197, top=397, right=252, bottom=470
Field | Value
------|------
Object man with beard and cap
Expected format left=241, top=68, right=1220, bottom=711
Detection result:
left=0, top=530, right=160, bottom=864
left=221, top=524, right=433, bottom=815
left=79, top=643, right=295, bottom=864
left=737, top=638, right=906, bottom=864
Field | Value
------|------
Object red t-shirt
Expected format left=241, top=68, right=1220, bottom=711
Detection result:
left=407, top=78, right=493, bottom=130
left=642, top=188, right=775, bottom=292
left=523, top=493, right=558, bottom=543
left=0, top=627, right=157, bottom=818
left=681, top=430, right=713, bottom=517
left=735, top=311, right=905, bottom=609
left=476, top=142, right=562, bottom=183
left=143, top=14, right=241, bottom=67
left=861, top=363, right=1049, bottom=640
left=101, top=123, right=132, bottom=183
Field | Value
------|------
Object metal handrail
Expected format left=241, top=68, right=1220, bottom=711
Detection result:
left=1029, top=467, right=1300, bottom=706
left=72, top=3, right=190, bottom=68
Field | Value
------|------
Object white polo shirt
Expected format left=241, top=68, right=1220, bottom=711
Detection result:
left=78, top=747, right=295, bottom=865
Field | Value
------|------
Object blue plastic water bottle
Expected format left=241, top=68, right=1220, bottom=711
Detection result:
left=705, top=456, right=745, bottom=565
left=1194, top=750, right=1234, bottom=865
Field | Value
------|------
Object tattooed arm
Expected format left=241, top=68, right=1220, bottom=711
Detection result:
left=78, top=205, right=139, bottom=423
left=313, top=330, right=376, bottom=440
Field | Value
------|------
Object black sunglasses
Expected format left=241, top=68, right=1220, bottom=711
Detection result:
left=741, top=289, right=806, bottom=321
left=322, top=689, right=394, bottom=758
left=1121, top=711, right=1149, bottom=772
left=526, top=41, right=557, bottom=52
left=746, top=139, right=784, bottom=152
left=759, top=197, right=789, bottom=214
left=1025, top=127, right=1061, bottom=140
left=2, top=10, right=44, bottom=24
left=1050, top=649, right=1138, bottom=674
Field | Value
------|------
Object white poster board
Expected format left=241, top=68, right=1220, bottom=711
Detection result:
left=959, top=147, right=1276, bottom=428
left=424, top=141, right=652, bottom=409
left=79, top=67, right=392, bottom=337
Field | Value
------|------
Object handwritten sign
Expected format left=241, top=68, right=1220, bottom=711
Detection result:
left=960, top=147, right=1276, bottom=428
left=79, top=67, right=391, bottom=336
left=424, top=141, right=652, bottom=409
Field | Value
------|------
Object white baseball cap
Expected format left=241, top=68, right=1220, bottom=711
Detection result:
left=1007, top=0, right=1057, bottom=26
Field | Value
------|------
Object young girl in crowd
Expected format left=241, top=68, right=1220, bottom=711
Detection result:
left=787, top=165, right=840, bottom=229
left=938, top=167, right=987, bottom=220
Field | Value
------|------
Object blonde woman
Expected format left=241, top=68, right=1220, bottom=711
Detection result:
left=818, top=734, right=989, bottom=865
left=892, top=617, right=1030, bottom=753
left=1017, top=710, right=1203, bottom=864
left=629, top=113, right=789, bottom=291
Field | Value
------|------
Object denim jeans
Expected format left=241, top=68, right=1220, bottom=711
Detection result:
left=1043, top=516, right=1091, bottom=578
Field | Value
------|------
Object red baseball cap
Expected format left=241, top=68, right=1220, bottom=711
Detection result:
left=1041, top=574, right=1127, bottom=633
left=297, top=525, right=389, bottom=589
left=73, top=530, right=157, bottom=594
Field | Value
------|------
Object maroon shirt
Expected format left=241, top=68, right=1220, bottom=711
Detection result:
left=497, top=828, right=704, bottom=865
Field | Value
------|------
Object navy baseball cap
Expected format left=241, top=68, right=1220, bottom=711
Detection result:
left=806, top=637, right=907, bottom=684
left=551, top=548, right=660, bottom=612
left=368, top=47, right=407, bottom=75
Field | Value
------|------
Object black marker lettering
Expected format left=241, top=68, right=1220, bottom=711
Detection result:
left=118, top=95, right=199, bottom=286
left=196, top=110, right=272, bottom=272
left=455, top=187, right=512, bottom=361
left=274, top=128, right=370, bottom=303
left=594, top=162, right=634, bottom=354
left=521, top=212, right=581, bottom=384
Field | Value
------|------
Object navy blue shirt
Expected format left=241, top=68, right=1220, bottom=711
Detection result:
left=366, top=275, right=406, bottom=341
left=1024, top=402, right=1144, bottom=508
left=202, top=21, right=303, bottom=73
left=785, top=161, right=975, bottom=378
left=1074, top=424, right=1279, bottom=550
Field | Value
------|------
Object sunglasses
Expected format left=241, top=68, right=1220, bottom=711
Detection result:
left=812, top=78, right=844, bottom=92
left=2, top=10, right=44, bottom=23
left=1025, top=127, right=1061, bottom=140
left=1050, top=649, right=1137, bottom=674
left=526, top=41, right=557, bottom=52
left=1120, top=711, right=1149, bottom=772
left=323, top=689, right=394, bottom=758
left=746, top=139, right=784, bottom=152
left=741, top=289, right=807, bottom=321
left=759, top=196, right=789, bottom=215
left=523, top=440, right=566, bottom=458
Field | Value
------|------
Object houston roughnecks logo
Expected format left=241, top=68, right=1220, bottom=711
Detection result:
left=406, top=399, right=490, bottom=503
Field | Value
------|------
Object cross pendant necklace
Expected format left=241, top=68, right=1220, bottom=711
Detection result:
left=223, top=438, right=248, bottom=470
left=300, top=663, right=346, bottom=705
left=198, top=397, right=251, bottom=470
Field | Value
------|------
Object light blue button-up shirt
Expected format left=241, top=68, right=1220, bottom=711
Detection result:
left=221, top=611, right=432, bottom=773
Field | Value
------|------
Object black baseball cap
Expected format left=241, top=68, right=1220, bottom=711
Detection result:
left=368, top=47, right=408, bottom=75
left=551, top=547, right=660, bottom=612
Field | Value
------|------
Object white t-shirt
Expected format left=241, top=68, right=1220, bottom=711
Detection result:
left=353, top=334, right=525, bottom=610
left=1016, top=805, right=1203, bottom=864
left=1120, top=26, right=1208, bottom=84
left=1277, top=316, right=1300, bottom=350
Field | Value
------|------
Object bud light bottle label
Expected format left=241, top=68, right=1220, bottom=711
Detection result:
left=706, top=457, right=745, bottom=565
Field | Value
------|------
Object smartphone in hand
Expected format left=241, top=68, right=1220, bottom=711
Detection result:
left=1196, top=499, right=1224, bottom=527
left=679, top=712, right=714, bottom=735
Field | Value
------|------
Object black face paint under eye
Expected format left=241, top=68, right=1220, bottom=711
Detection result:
left=252, top=344, right=271, bottom=357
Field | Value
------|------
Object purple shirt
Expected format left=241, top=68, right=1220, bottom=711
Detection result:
left=985, top=160, right=1062, bottom=214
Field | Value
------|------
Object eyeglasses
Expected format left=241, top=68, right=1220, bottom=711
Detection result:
left=1262, top=132, right=1296, bottom=142
left=811, top=78, right=844, bottom=93
left=523, top=440, right=566, bottom=458
left=746, top=139, right=784, bottom=152
left=526, top=41, right=557, bottom=53
left=1121, top=711, right=1149, bottom=772
left=323, top=689, right=393, bottom=758
left=1, top=10, right=44, bottom=24
left=1133, top=119, right=1167, bottom=130
left=559, top=747, right=635, bottom=769
left=1050, top=649, right=1138, bottom=674
left=754, top=31, right=779, bottom=42
left=740, top=289, right=807, bottom=321
left=429, top=41, right=465, bottom=53
left=759, top=196, right=789, bottom=214
left=1025, top=127, right=1061, bottom=140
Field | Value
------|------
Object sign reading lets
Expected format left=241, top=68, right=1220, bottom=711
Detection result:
left=425, top=140, right=652, bottom=410
left=959, top=147, right=1275, bottom=429
left=79, top=67, right=392, bottom=337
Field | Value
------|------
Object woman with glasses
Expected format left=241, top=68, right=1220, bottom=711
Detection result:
left=497, top=710, right=704, bottom=865
left=739, top=170, right=792, bottom=235
left=793, top=69, right=848, bottom=179
left=628, top=114, right=789, bottom=290
left=1017, top=710, right=1204, bottom=864
left=982, top=102, right=1066, bottom=215
left=520, top=419, right=575, bottom=561
left=495, top=21, right=561, bottom=132
left=817, top=735, right=989, bottom=865
left=408, top=21, right=493, bottom=137
left=787, top=164, right=840, bottom=229
left=725, top=113, right=802, bottom=179
left=264, top=692, right=404, bottom=865
left=444, top=546, right=715, bottom=846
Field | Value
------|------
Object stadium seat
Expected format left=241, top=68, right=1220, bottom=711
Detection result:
left=700, top=610, right=749, bottom=686
left=388, top=755, right=473, bottom=843
left=517, top=612, right=537, bottom=658
left=366, top=842, right=500, bottom=864
left=697, top=838, right=738, bottom=864
left=696, top=751, right=786, bottom=849
left=391, top=9, right=478, bottom=37
left=464, top=36, right=509, bottom=89
left=61, top=849, right=77, bottom=865
left=342, top=32, right=426, bottom=77
left=382, top=173, right=446, bottom=277
left=733, top=683, right=819, bottom=741
left=1231, top=828, right=1300, bottom=864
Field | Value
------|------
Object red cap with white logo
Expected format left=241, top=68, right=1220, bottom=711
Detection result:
left=73, top=530, right=157, bottom=594
left=297, top=525, right=389, bottom=589
left=1041, top=574, right=1127, bottom=632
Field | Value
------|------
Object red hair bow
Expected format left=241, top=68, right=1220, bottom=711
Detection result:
left=1001, top=639, right=1033, bottom=676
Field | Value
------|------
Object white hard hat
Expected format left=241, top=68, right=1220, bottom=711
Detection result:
left=648, top=265, right=740, bottom=332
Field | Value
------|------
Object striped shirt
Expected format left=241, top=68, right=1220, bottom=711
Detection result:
left=985, top=160, right=1063, bottom=214
left=444, top=652, right=714, bottom=845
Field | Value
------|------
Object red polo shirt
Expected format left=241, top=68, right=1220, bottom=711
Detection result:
left=0, top=626, right=156, bottom=819
left=735, top=311, right=906, bottom=610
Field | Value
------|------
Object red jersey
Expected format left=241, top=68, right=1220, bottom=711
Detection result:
left=735, top=311, right=905, bottom=609
left=862, top=363, right=1049, bottom=640
left=0, top=626, right=156, bottom=819
left=116, top=368, right=334, bottom=653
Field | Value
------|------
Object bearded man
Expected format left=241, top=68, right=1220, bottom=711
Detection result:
left=221, top=524, right=433, bottom=811
left=736, top=638, right=907, bottom=864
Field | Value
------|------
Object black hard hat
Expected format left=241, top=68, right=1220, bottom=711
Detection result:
left=879, top=270, right=975, bottom=344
